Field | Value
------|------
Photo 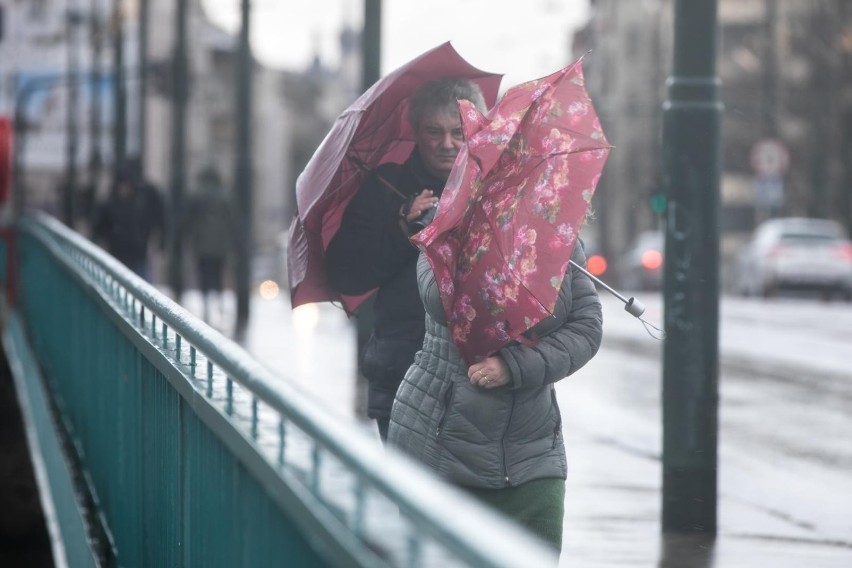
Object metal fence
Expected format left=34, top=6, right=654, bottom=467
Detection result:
left=9, top=213, right=557, bottom=568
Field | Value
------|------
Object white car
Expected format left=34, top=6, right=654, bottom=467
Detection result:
left=733, top=217, right=852, bottom=300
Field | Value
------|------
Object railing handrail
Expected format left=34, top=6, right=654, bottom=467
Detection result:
left=19, top=212, right=558, bottom=568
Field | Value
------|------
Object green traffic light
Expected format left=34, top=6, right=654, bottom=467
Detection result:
left=649, top=193, right=667, bottom=215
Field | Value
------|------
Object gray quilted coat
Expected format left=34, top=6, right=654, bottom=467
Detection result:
left=387, top=243, right=603, bottom=489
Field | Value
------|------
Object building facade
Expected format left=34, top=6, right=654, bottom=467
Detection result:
left=0, top=0, right=301, bottom=286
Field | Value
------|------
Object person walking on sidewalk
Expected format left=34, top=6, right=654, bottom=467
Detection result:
left=92, top=164, right=165, bottom=281
left=325, top=78, right=487, bottom=442
left=182, top=166, right=237, bottom=323
left=387, top=243, right=603, bottom=554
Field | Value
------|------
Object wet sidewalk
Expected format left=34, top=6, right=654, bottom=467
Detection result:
left=182, top=289, right=852, bottom=568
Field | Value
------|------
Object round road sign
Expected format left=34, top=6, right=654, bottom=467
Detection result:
left=750, top=138, right=789, bottom=178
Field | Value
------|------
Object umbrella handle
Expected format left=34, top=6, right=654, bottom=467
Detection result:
left=569, top=259, right=645, bottom=317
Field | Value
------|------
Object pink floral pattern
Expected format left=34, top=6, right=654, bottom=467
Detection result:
left=412, top=58, right=611, bottom=364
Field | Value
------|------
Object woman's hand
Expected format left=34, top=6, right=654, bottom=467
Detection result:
left=468, top=356, right=510, bottom=389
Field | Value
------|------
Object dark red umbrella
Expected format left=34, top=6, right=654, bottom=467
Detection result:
left=287, top=42, right=502, bottom=311
left=411, top=57, right=611, bottom=364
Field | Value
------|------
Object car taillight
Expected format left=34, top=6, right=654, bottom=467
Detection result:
left=587, top=254, right=608, bottom=276
left=769, top=244, right=790, bottom=258
left=641, top=250, right=663, bottom=271
left=834, top=243, right=852, bottom=262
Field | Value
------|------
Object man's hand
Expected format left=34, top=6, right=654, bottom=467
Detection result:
left=400, top=190, right=439, bottom=224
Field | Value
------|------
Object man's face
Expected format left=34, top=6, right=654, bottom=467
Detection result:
left=414, top=108, right=464, bottom=181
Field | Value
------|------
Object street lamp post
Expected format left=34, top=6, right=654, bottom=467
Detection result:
left=234, top=0, right=253, bottom=339
left=137, top=0, right=149, bottom=171
left=362, top=0, right=381, bottom=92
left=661, top=0, right=722, bottom=534
left=112, top=0, right=127, bottom=177
left=65, top=5, right=84, bottom=226
left=168, top=0, right=188, bottom=301
left=351, top=0, right=382, bottom=417
left=88, top=0, right=105, bottom=219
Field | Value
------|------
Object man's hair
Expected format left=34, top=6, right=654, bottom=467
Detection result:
left=407, top=78, right=487, bottom=130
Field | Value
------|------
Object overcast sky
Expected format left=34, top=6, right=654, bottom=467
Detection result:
left=202, top=0, right=591, bottom=89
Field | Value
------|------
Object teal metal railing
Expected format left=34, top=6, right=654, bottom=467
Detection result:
left=10, top=213, right=557, bottom=568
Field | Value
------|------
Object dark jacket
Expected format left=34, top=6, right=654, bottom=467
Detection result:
left=93, top=181, right=164, bottom=266
left=325, top=151, right=445, bottom=419
left=387, top=244, right=603, bottom=488
left=183, top=187, right=237, bottom=259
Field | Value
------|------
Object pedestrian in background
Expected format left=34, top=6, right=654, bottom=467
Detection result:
left=325, top=78, right=488, bottom=443
left=92, top=164, right=165, bottom=281
left=182, top=166, right=237, bottom=323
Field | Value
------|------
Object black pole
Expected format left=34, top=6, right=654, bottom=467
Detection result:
left=112, top=0, right=127, bottom=177
left=64, top=6, right=83, bottom=226
left=762, top=0, right=778, bottom=139
left=137, top=0, right=149, bottom=171
left=233, top=0, right=253, bottom=339
left=88, top=0, right=104, bottom=217
left=661, top=0, right=722, bottom=534
left=352, top=0, right=382, bottom=417
left=361, top=0, right=381, bottom=92
left=167, top=0, right=188, bottom=300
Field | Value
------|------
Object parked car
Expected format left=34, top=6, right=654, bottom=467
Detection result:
left=733, top=217, right=852, bottom=300
left=618, top=230, right=664, bottom=291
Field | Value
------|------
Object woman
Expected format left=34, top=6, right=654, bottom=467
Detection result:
left=387, top=241, right=603, bottom=552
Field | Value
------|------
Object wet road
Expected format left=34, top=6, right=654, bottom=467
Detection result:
left=558, top=294, right=852, bottom=567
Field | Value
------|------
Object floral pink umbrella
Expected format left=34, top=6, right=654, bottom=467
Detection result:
left=411, top=57, right=611, bottom=364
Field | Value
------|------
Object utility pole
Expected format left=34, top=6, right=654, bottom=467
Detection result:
left=762, top=0, right=778, bottom=139
left=362, top=0, right=381, bottom=92
left=168, top=0, right=188, bottom=300
left=112, top=0, right=127, bottom=177
left=138, top=0, right=149, bottom=170
left=233, top=0, right=253, bottom=339
left=661, top=0, right=722, bottom=534
left=352, top=0, right=382, bottom=418
left=64, top=4, right=83, bottom=226
left=88, top=0, right=104, bottom=218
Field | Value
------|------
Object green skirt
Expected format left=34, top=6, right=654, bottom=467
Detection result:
left=464, top=478, right=565, bottom=552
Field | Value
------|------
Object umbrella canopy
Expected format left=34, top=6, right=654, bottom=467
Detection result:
left=287, top=42, right=502, bottom=311
left=411, top=57, right=611, bottom=364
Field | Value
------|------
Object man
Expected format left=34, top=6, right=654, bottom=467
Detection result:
left=182, top=166, right=237, bottom=323
left=325, top=78, right=487, bottom=442
left=92, top=163, right=165, bottom=281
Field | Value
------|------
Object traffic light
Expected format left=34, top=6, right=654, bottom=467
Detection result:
left=649, top=192, right=667, bottom=215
